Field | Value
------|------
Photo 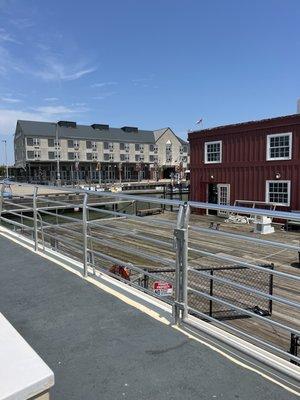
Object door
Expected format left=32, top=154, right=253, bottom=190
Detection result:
left=207, top=183, right=218, bottom=215
left=217, top=184, right=230, bottom=216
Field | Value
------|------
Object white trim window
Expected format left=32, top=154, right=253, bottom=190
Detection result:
left=205, top=140, right=222, bottom=164
left=266, top=180, right=291, bottom=206
left=267, top=133, right=292, bottom=161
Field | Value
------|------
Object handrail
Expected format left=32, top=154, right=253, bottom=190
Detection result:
left=2, top=180, right=300, bottom=221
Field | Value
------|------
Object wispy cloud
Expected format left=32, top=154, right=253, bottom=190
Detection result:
left=0, top=45, right=24, bottom=76
left=0, top=96, right=22, bottom=103
left=91, top=81, right=118, bottom=88
left=35, top=56, right=97, bottom=81
left=32, top=104, right=88, bottom=115
left=9, top=18, right=34, bottom=29
left=44, top=97, right=59, bottom=102
left=0, top=28, right=21, bottom=44
left=92, top=92, right=116, bottom=100
left=0, top=103, right=89, bottom=136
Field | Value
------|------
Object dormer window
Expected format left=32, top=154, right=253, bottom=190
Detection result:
left=204, top=141, right=222, bottom=164
left=267, top=133, right=292, bottom=161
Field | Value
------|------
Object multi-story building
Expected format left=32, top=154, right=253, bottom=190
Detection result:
left=14, top=120, right=189, bottom=183
left=188, top=113, right=300, bottom=213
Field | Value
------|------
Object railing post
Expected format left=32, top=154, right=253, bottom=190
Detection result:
left=173, top=202, right=190, bottom=324
left=0, top=183, right=4, bottom=225
left=82, top=193, right=88, bottom=277
left=33, top=186, right=38, bottom=251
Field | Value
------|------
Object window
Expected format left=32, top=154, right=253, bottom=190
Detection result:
left=150, top=144, right=158, bottom=152
left=120, top=143, right=125, bottom=150
left=27, top=150, right=34, bottom=159
left=87, top=141, right=97, bottom=149
left=33, top=138, right=40, bottom=146
left=49, top=151, right=60, bottom=159
left=48, top=139, right=54, bottom=147
left=68, top=140, right=74, bottom=148
left=204, top=141, right=222, bottom=163
left=108, top=142, right=114, bottom=151
left=125, top=143, right=130, bottom=152
left=150, top=155, right=158, bottom=162
left=104, top=153, right=114, bottom=161
left=27, top=138, right=33, bottom=146
left=121, top=154, right=130, bottom=161
left=267, top=133, right=292, bottom=160
left=180, top=145, right=187, bottom=154
left=86, top=153, right=92, bottom=160
left=135, top=143, right=140, bottom=151
left=104, top=142, right=109, bottom=150
left=68, top=152, right=75, bottom=160
left=266, top=180, right=291, bottom=206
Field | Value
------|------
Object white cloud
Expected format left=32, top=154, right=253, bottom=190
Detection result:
left=32, top=105, right=88, bottom=115
left=91, top=81, right=118, bottom=88
left=0, top=28, right=21, bottom=44
left=0, top=97, right=22, bottom=103
left=0, top=45, right=24, bottom=76
left=0, top=109, right=41, bottom=133
left=35, top=57, right=97, bottom=81
left=44, top=97, right=59, bottom=102
left=0, top=104, right=88, bottom=134
left=92, top=92, right=116, bottom=100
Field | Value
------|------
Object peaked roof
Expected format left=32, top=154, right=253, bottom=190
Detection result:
left=154, top=127, right=188, bottom=145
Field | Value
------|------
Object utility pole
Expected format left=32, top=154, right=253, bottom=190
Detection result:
left=55, top=122, right=61, bottom=185
left=2, top=140, right=8, bottom=179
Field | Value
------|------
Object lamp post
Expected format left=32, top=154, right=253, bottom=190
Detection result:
left=2, top=140, right=8, bottom=179
left=54, top=122, right=61, bottom=186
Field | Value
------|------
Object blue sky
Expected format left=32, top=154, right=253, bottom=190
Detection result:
left=1, top=0, right=300, bottom=163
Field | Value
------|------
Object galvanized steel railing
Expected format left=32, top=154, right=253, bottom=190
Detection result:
left=0, top=181, right=300, bottom=371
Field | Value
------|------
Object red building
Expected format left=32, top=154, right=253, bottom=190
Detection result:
left=188, top=114, right=300, bottom=213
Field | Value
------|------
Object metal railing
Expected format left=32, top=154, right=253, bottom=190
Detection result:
left=1, top=181, right=300, bottom=371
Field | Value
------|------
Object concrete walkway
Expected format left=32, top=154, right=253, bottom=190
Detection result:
left=0, top=235, right=298, bottom=400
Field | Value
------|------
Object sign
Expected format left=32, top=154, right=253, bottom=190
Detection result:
left=153, top=281, right=173, bottom=296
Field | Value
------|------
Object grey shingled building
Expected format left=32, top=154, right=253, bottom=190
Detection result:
left=14, top=120, right=189, bottom=183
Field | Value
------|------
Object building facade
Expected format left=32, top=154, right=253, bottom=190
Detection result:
left=14, top=121, right=189, bottom=183
left=188, top=114, right=300, bottom=213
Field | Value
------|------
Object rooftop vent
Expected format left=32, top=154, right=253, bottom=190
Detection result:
left=91, top=124, right=109, bottom=130
left=121, top=126, right=138, bottom=133
left=57, top=121, right=77, bottom=128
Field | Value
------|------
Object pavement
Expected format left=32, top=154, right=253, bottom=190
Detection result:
left=0, top=235, right=298, bottom=400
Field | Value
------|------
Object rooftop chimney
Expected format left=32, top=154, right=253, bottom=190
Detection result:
left=91, top=124, right=109, bottom=130
left=57, top=121, right=77, bottom=128
left=121, top=126, right=138, bottom=133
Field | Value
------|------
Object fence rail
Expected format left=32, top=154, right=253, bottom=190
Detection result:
left=1, top=181, right=300, bottom=370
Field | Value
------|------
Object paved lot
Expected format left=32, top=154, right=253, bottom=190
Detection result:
left=0, top=235, right=298, bottom=400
